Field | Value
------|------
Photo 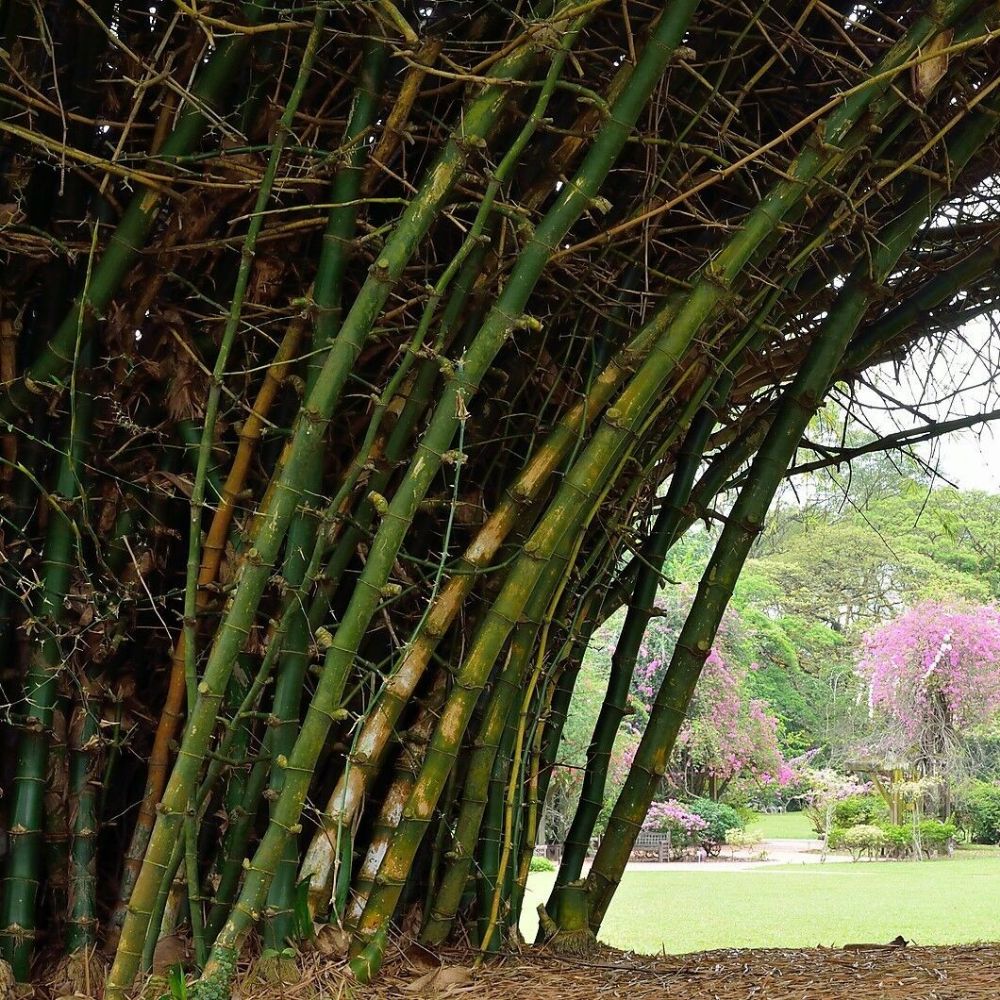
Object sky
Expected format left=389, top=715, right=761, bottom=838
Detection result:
left=846, top=315, right=1000, bottom=494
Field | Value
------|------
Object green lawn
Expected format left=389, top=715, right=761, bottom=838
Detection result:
left=521, top=853, right=1000, bottom=954
left=747, top=810, right=816, bottom=840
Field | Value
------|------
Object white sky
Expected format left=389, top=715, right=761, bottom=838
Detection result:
left=846, top=315, right=1000, bottom=494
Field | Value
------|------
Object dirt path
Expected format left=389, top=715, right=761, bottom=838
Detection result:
left=593, top=837, right=851, bottom=872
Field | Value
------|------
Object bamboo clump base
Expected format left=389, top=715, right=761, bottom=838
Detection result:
left=158, top=944, right=1000, bottom=999
left=309, top=944, right=1000, bottom=1000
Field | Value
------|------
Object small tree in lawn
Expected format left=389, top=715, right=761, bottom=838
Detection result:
left=857, top=601, right=1000, bottom=817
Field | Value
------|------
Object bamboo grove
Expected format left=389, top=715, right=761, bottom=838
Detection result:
left=1, top=0, right=1000, bottom=994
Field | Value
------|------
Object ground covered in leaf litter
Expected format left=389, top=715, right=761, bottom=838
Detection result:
left=221, top=942, right=1000, bottom=999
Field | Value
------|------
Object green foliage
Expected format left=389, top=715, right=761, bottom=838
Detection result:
left=829, top=819, right=956, bottom=859
left=833, top=794, right=889, bottom=829
left=917, top=820, right=957, bottom=853
left=688, top=799, right=743, bottom=854
left=839, top=824, right=886, bottom=861
left=878, top=824, right=912, bottom=855
left=958, top=781, right=1000, bottom=844
left=724, top=828, right=764, bottom=852
left=530, top=855, right=556, bottom=872
left=165, top=965, right=187, bottom=1000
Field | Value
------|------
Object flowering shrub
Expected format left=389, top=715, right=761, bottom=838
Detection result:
left=800, top=768, right=872, bottom=838
left=642, top=799, right=708, bottom=839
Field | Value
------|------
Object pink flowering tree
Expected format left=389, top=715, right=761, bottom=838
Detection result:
left=856, top=600, right=1000, bottom=811
left=632, top=633, right=789, bottom=800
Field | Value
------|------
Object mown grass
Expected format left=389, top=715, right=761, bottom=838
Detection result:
left=521, top=851, right=1000, bottom=954
left=747, top=810, right=816, bottom=840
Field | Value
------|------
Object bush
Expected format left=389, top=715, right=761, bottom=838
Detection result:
left=833, top=794, right=889, bottom=829
left=530, top=855, right=556, bottom=872
left=688, top=799, right=743, bottom=855
left=826, top=826, right=847, bottom=850
left=840, top=824, right=886, bottom=861
left=879, top=823, right=912, bottom=857
left=724, top=828, right=764, bottom=858
left=917, top=819, right=956, bottom=854
left=960, top=781, right=1000, bottom=844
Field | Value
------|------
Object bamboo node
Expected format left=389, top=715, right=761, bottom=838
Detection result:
left=368, top=491, right=390, bottom=515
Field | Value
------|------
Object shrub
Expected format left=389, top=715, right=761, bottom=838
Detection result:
left=833, top=794, right=889, bottom=829
left=530, top=855, right=556, bottom=872
left=724, top=828, right=764, bottom=858
left=826, top=826, right=847, bottom=850
left=688, top=799, right=743, bottom=855
left=917, top=819, right=956, bottom=855
left=960, top=781, right=1000, bottom=844
left=879, top=823, right=912, bottom=857
left=840, top=824, right=886, bottom=861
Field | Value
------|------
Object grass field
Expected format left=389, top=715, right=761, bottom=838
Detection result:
left=521, top=852, right=1000, bottom=954
left=747, top=810, right=816, bottom=840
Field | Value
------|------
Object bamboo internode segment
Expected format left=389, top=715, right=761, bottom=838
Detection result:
left=0, top=0, right=998, bottom=992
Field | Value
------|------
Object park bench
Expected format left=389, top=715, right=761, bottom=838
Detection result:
left=632, top=829, right=672, bottom=862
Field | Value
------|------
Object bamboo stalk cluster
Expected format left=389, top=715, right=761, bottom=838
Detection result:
left=0, top=0, right=999, bottom=993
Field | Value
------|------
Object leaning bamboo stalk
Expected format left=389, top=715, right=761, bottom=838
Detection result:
left=199, top=4, right=683, bottom=972
left=106, top=15, right=568, bottom=994
left=348, top=3, right=951, bottom=946
left=553, top=387, right=725, bottom=892
left=263, top=34, right=389, bottom=953
left=302, top=1, right=713, bottom=898
left=420, top=561, right=566, bottom=944
left=585, top=85, right=1000, bottom=931
left=114, top=317, right=304, bottom=925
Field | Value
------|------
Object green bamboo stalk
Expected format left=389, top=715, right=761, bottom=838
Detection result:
left=553, top=388, right=724, bottom=892
left=262, top=33, right=389, bottom=953
left=107, top=15, right=553, bottom=995
left=65, top=680, right=103, bottom=954
left=0, top=0, right=270, bottom=422
left=421, top=562, right=564, bottom=945
left=844, top=235, right=1000, bottom=371
left=1, top=390, right=93, bottom=977
left=351, top=0, right=954, bottom=943
left=305, top=5, right=705, bottom=914
left=584, top=88, right=1000, bottom=932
